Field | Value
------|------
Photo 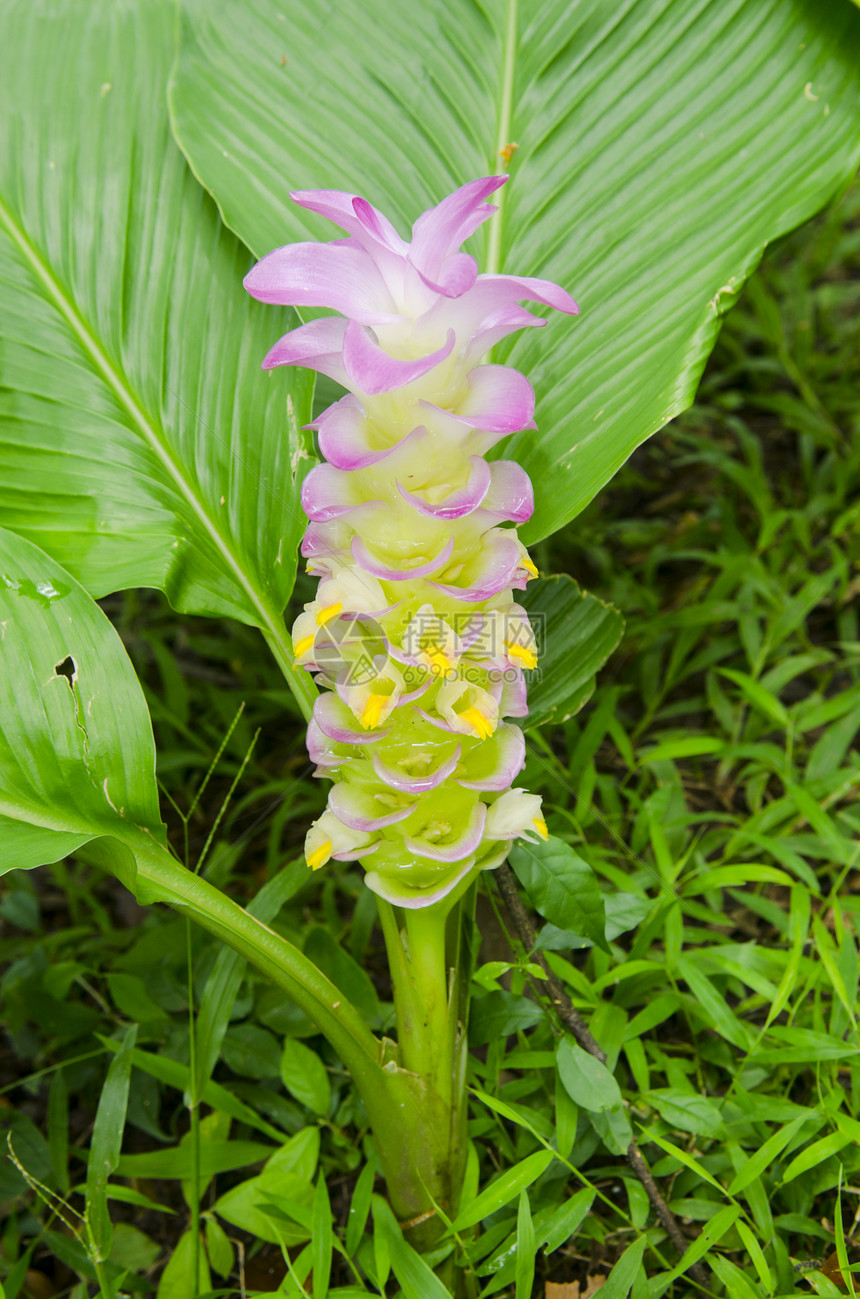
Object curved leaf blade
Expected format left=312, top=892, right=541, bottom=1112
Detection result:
left=0, top=526, right=166, bottom=871
left=521, top=574, right=624, bottom=728
left=0, top=0, right=314, bottom=661
left=169, top=0, right=860, bottom=540
left=0, top=526, right=391, bottom=1090
left=0, top=532, right=422, bottom=1157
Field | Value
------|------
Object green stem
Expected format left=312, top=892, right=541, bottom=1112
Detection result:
left=375, top=897, right=417, bottom=1052
left=115, top=832, right=380, bottom=1065
left=261, top=625, right=317, bottom=723
left=375, top=893, right=474, bottom=1237
left=89, top=833, right=443, bottom=1222
left=403, top=907, right=453, bottom=1105
left=92, top=1256, right=113, bottom=1299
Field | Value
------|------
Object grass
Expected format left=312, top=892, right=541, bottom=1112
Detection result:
left=1, top=179, right=859, bottom=1298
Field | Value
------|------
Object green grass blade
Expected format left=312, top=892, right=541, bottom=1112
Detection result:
left=312, top=1174, right=333, bottom=1299
left=85, top=1024, right=137, bottom=1264
left=448, top=1151, right=554, bottom=1234
left=371, top=1196, right=450, bottom=1299
left=514, top=1189, right=535, bottom=1299
left=600, top=1238, right=649, bottom=1298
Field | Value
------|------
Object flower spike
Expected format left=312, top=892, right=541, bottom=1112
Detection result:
left=246, top=178, right=578, bottom=907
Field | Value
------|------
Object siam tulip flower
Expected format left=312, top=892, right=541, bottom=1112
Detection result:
left=245, top=177, right=577, bottom=908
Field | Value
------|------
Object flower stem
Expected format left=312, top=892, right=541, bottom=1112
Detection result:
left=374, top=893, right=474, bottom=1232
left=403, top=906, right=454, bottom=1105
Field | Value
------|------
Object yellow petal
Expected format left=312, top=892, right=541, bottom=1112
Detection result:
left=360, top=692, right=387, bottom=730
left=460, top=705, right=495, bottom=740
left=293, top=633, right=315, bottom=659
left=306, top=839, right=332, bottom=871
left=422, top=643, right=451, bottom=673
left=521, top=555, right=539, bottom=579
left=505, top=641, right=538, bottom=670
left=316, top=601, right=343, bottom=627
left=532, top=817, right=549, bottom=841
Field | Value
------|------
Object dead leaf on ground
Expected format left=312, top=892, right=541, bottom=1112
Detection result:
left=820, top=1248, right=849, bottom=1289
left=546, top=1277, right=607, bottom=1299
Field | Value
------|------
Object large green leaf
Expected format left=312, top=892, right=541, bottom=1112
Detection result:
left=0, top=528, right=462, bottom=1222
left=521, top=575, right=624, bottom=728
left=0, top=527, right=166, bottom=871
left=508, top=834, right=609, bottom=952
left=0, top=525, right=384, bottom=1070
left=0, top=0, right=315, bottom=700
left=169, top=0, right=860, bottom=541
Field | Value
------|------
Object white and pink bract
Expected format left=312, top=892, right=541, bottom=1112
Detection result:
left=245, top=178, right=578, bottom=908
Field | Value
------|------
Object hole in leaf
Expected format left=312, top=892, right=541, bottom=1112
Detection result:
left=54, top=655, right=77, bottom=689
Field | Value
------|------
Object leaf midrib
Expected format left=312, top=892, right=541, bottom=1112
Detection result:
left=0, top=189, right=288, bottom=650
left=485, top=0, right=518, bottom=276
